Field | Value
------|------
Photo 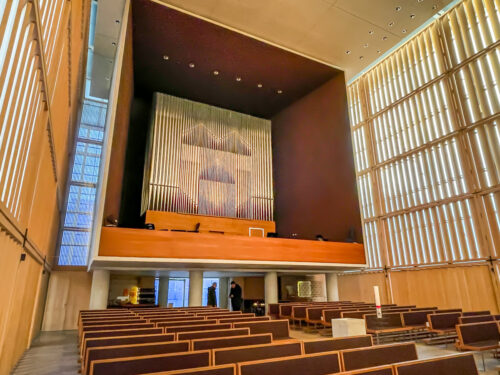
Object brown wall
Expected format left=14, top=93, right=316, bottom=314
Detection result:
left=271, top=75, right=362, bottom=242
left=338, top=265, right=500, bottom=313
left=103, top=3, right=134, bottom=223
left=0, top=1, right=89, bottom=374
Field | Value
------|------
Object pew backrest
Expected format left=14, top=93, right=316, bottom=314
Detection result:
left=238, top=351, right=341, bottom=375
left=165, top=323, right=232, bottom=334
left=85, top=341, right=190, bottom=375
left=157, top=320, right=217, bottom=328
left=191, top=333, right=272, bottom=351
left=148, top=364, right=236, bottom=375
left=462, top=310, right=491, bottom=317
left=176, top=328, right=250, bottom=341
left=457, top=321, right=500, bottom=349
left=232, top=320, right=290, bottom=340
left=401, top=310, right=434, bottom=328
left=213, top=342, right=302, bottom=365
left=459, top=315, right=494, bottom=324
left=393, top=353, right=478, bottom=375
left=303, top=335, right=373, bottom=354
left=365, top=313, right=405, bottom=332
left=218, top=316, right=270, bottom=324
left=89, top=350, right=211, bottom=375
left=337, top=365, right=394, bottom=374
left=428, top=312, right=461, bottom=332
left=341, top=342, right=418, bottom=371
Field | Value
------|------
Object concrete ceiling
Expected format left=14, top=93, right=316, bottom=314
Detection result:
left=156, top=0, right=454, bottom=80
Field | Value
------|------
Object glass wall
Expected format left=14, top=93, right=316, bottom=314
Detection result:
left=348, top=0, right=499, bottom=269
left=165, top=277, right=220, bottom=307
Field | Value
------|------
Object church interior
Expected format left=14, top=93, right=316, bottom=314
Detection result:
left=0, top=0, right=499, bottom=374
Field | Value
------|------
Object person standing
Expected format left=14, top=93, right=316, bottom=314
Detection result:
left=207, top=282, right=217, bottom=307
left=229, top=281, right=242, bottom=311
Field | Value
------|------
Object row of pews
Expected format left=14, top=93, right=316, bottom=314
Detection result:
left=79, top=305, right=482, bottom=375
left=270, top=301, right=500, bottom=355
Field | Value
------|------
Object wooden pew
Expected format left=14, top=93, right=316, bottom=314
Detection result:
left=459, top=315, right=495, bottom=324
left=149, top=317, right=207, bottom=324
left=80, top=328, right=163, bottom=357
left=303, top=335, right=373, bottom=354
left=341, top=310, right=375, bottom=319
left=456, top=321, right=500, bottom=351
left=322, top=308, right=359, bottom=327
left=84, top=341, right=190, bottom=375
left=462, top=310, right=490, bottom=317
left=177, top=328, right=250, bottom=341
left=401, top=310, right=434, bottom=330
left=157, top=320, right=217, bottom=328
left=150, top=364, right=237, bottom=375
left=82, top=333, right=174, bottom=366
left=268, top=304, right=280, bottom=319
left=198, top=314, right=255, bottom=320
left=89, top=350, right=211, bottom=375
left=232, top=320, right=291, bottom=340
left=337, top=365, right=394, bottom=375
left=165, top=324, right=232, bottom=334
left=340, top=343, right=418, bottom=371
left=427, top=312, right=461, bottom=334
left=409, top=307, right=437, bottom=311
left=191, top=333, right=272, bottom=351
left=213, top=342, right=302, bottom=366
left=364, top=313, right=411, bottom=344
left=393, top=353, right=478, bottom=375
left=238, top=351, right=341, bottom=375
left=217, top=316, right=270, bottom=324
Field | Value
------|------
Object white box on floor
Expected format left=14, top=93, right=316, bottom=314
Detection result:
left=331, top=318, right=366, bottom=337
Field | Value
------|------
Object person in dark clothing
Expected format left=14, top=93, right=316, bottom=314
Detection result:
left=229, top=281, right=242, bottom=311
left=207, top=282, right=217, bottom=307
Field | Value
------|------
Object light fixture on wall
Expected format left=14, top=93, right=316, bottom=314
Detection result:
left=236, top=77, right=242, bottom=81
left=189, top=63, right=195, bottom=68
left=213, top=70, right=219, bottom=75
left=257, top=83, right=263, bottom=88
left=163, top=55, right=169, bottom=60
left=277, top=90, right=283, bottom=94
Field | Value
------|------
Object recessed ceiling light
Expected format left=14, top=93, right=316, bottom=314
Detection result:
left=395, top=6, right=402, bottom=11
left=213, top=70, right=219, bottom=75
left=257, top=83, right=263, bottom=88
left=346, top=50, right=351, bottom=54
left=388, top=21, right=394, bottom=27
left=410, top=14, right=416, bottom=19
left=189, top=63, right=195, bottom=68
left=432, top=4, right=437, bottom=9
left=402, top=28, right=407, bottom=33
left=163, top=55, right=169, bottom=60
left=417, top=0, right=424, bottom=2
left=277, top=90, right=283, bottom=94
left=368, top=30, right=374, bottom=35
left=382, top=36, right=388, bottom=40
left=359, top=56, right=364, bottom=60
left=236, top=77, right=242, bottom=81
left=377, top=50, right=382, bottom=54
left=115, top=19, right=120, bottom=23
left=105, top=77, right=110, bottom=81
left=363, top=43, right=369, bottom=48
left=112, top=42, right=116, bottom=46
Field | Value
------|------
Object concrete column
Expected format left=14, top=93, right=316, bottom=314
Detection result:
left=219, top=277, right=229, bottom=309
left=89, top=270, right=110, bottom=309
left=158, top=277, right=169, bottom=307
left=326, top=273, right=339, bottom=302
left=264, top=271, right=278, bottom=313
left=188, top=271, right=203, bottom=306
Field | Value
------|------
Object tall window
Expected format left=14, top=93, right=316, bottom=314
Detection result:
left=348, top=0, right=499, bottom=269
left=57, top=1, right=112, bottom=265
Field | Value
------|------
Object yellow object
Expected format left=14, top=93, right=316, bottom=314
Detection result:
left=129, top=286, right=139, bottom=304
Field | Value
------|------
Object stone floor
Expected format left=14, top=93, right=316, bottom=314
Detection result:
left=10, top=330, right=499, bottom=374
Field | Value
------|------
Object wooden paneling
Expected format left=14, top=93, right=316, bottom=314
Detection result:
left=338, top=265, right=500, bottom=313
left=42, top=271, right=92, bottom=331
left=145, top=211, right=276, bottom=236
left=338, top=272, right=389, bottom=304
left=390, top=265, right=499, bottom=313
left=98, top=227, right=365, bottom=265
